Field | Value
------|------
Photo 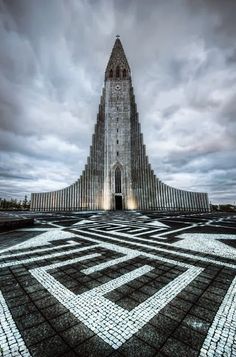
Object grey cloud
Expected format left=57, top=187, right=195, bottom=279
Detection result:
left=0, top=0, right=235, bottom=203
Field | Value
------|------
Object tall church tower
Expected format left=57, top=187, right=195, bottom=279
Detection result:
left=31, top=37, right=209, bottom=212
left=103, top=37, right=134, bottom=210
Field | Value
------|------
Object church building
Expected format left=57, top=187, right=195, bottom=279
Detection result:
left=31, top=38, right=209, bottom=212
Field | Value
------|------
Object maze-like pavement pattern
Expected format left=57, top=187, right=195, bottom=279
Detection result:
left=0, top=211, right=235, bottom=356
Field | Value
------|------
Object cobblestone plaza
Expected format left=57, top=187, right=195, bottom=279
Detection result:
left=0, top=210, right=235, bottom=356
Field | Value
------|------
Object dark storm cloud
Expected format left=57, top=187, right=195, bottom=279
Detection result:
left=0, top=0, right=235, bottom=203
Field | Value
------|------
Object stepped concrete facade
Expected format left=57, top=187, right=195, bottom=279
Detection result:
left=31, top=38, right=209, bottom=212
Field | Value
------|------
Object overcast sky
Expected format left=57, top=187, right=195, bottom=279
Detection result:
left=0, top=0, right=235, bottom=204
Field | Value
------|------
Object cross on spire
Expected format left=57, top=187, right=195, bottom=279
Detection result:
left=116, top=34, right=120, bottom=39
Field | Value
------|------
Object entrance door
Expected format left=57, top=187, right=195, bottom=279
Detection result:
left=115, top=196, right=122, bottom=210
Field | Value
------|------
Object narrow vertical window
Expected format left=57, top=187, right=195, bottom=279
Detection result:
left=123, top=68, right=127, bottom=78
left=116, top=66, right=120, bottom=78
left=115, top=167, right=121, bottom=193
left=109, top=69, right=113, bottom=78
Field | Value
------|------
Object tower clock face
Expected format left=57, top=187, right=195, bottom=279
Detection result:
left=115, top=84, right=121, bottom=91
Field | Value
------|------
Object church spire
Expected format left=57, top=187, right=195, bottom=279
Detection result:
left=105, top=37, right=131, bottom=80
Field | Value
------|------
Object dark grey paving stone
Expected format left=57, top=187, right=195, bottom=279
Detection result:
left=34, top=296, right=57, bottom=309
left=60, top=351, right=79, bottom=357
left=50, top=312, right=79, bottom=332
left=182, top=315, right=210, bottom=335
left=41, top=303, right=69, bottom=320
left=75, top=334, right=113, bottom=357
left=115, top=296, right=138, bottom=310
left=29, top=334, right=70, bottom=357
left=7, top=294, right=31, bottom=308
left=60, top=323, right=95, bottom=348
left=196, top=296, right=220, bottom=313
left=160, top=337, right=199, bottom=357
left=139, top=284, right=158, bottom=296
left=126, top=279, right=145, bottom=289
left=176, top=291, right=199, bottom=304
left=189, top=305, right=216, bottom=323
left=172, top=324, right=205, bottom=351
left=149, top=313, right=179, bottom=335
left=136, top=323, right=166, bottom=350
left=24, top=283, right=45, bottom=294
left=21, top=321, right=56, bottom=346
left=16, top=310, right=46, bottom=330
left=108, top=351, right=126, bottom=357
left=159, top=305, right=186, bottom=322
left=129, top=290, right=149, bottom=304
left=1, top=287, right=25, bottom=299
left=114, top=285, right=135, bottom=296
left=169, top=297, right=193, bottom=313
left=119, top=335, right=156, bottom=357
left=106, top=290, right=124, bottom=302
left=10, top=302, right=38, bottom=318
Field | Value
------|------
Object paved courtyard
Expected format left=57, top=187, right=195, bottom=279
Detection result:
left=0, top=211, right=235, bottom=357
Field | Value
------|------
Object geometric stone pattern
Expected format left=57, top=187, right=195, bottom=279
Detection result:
left=30, top=246, right=203, bottom=349
left=0, top=210, right=235, bottom=356
left=199, top=276, right=236, bottom=357
left=30, top=37, right=209, bottom=212
left=173, top=233, right=236, bottom=260
left=0, top=291, right=30, bottom=356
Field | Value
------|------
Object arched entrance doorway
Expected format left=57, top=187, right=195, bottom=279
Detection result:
left=115, top=195, right=122, bottom=210
left=115, top=167, right=123, bottom=210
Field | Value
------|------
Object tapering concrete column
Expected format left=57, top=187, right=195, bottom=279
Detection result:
left=39, top=194, right=42, bottom=211
left=41, top=193, right=44, bottom=211
left=164, top=184, right=168, bottom=211
left=155, top=179, right=160, bottom=210
left=55, top=191, right=57, bottom=211
left=180, top=190, right=184, bottom=211
left=171, top=189, right=175, bottom=211
left=57, top=191, right=60, bottom=211
left=183, top=191, right=187, bottom=211
left=38, top=194, right=41, bottom=211
left=174, top=190, right=177, bottom=211
left=193, top=192, right=198, bottom=211
left=78, top=178, right=81, bottom=210
left=35, top=194, right=38, bottom=211
left=200, top=193, right=203, bottom=211
left=31, top=194, right=35, bottom=211
left=44, top=193, right=46, bottom=211
left=45, top=193, right=48, bottom=211
left=71, top=184, right=75, bottom=211
left=47, top=193, right=50, bottom=212
left=186, top=191, right=191, bottom=211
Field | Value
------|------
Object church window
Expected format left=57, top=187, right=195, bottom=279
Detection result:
left=116, top=66, right=120, bottom=78
left=117, top=151, right=119, bottom=156
left=123, top=68, right=127, bottom=78
left=109, top=69, right=113, bottom=78
left=115, top=167, right=121, bottom=193
left=117, top=139, right=119, bottom=144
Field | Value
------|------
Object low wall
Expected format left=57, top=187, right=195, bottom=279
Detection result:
left=0, top=218, right=34, bottom=232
